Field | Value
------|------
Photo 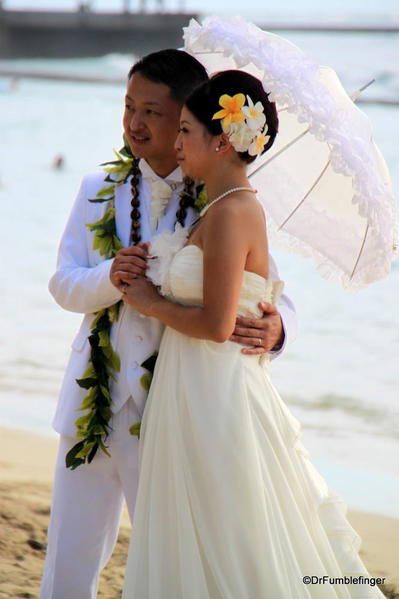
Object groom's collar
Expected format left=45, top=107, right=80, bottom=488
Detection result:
left=139, top=158, right=183, bottom=188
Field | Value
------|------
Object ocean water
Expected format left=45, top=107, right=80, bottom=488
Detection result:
left=0, top=28, right=398, bottom=516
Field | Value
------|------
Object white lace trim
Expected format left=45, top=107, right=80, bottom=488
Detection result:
left=183, top=16, right=398, bottom=292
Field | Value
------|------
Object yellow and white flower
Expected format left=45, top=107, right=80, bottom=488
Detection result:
left=227, top=122, right=255, bottom=152
left=242, top=95, right=266, bottom=131
left=212, top=93, right=246, bottom=130
left=213, top=92, right=270, bottom=157
left=248, top=127, right=271, bottom=156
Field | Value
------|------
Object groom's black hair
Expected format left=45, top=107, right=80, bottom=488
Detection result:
left=129, top=49, right=208, bottom=105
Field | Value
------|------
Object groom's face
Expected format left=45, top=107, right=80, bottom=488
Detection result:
left=123, top=72, right=182, bottom=177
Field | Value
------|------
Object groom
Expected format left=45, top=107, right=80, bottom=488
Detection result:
left=41, top=49, right=297, bottom=598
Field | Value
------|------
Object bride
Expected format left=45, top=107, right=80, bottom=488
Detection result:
left=120, top=70, right=384, bottom=598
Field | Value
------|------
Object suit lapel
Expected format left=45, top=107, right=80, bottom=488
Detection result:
left=114, top=181, right=132, bottom=248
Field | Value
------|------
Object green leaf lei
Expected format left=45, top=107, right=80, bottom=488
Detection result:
left=66, top=142, right=207, bottom=470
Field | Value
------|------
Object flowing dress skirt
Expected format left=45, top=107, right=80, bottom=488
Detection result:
left=122, top=327, right=384, bottom=598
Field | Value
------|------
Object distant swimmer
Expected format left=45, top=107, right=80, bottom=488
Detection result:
left=0, top=76, right=18, bottom=93
left=52, top=155, right=65, bottom=170
left=9, top=76, right=19, bottom=91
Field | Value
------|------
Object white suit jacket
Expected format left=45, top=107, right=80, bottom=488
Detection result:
left=49, top=165, right=298, bottom=438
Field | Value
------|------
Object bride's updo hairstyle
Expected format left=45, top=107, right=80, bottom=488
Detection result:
left=185, top=70, right=278, bottom=164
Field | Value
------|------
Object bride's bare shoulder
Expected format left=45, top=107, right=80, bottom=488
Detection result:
left=205, top=194, right=266, bottom=234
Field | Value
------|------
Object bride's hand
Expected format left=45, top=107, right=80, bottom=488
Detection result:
left=120, top=277, right=162, bottom=317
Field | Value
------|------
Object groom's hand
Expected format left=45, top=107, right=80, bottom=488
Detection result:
left=229, top=302, right=284, bottom=355
left=110, top=243, right=150, bottom=289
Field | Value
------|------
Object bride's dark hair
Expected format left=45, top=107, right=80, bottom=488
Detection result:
left=185, top=70, right=278, bottom=164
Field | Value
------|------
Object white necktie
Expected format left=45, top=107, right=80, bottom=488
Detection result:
left=147, top=178, right=173, bottom=234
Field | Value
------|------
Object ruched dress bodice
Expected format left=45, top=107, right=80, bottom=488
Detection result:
left=166, top=244, right=284, bottom=317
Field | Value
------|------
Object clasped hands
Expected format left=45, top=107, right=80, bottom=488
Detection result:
left=110, top=244, right=284, bottom=354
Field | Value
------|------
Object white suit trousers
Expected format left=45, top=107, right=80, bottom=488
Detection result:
left=40, top=398, right=140, bottom=599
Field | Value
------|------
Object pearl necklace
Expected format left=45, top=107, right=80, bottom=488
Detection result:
left=199, top=186, right=256, bottom=217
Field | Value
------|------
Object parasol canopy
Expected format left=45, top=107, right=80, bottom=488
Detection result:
left=183, top=16, right=398, bottom=292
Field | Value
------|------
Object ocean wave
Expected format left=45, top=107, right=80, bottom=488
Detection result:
left=285, top=393, right=399, bottom=439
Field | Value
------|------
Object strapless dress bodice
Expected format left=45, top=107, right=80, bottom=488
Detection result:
left=167, top=245, right=284, bottom=318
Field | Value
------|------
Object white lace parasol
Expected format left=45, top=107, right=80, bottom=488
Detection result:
left=183, top=16, right=398, bottom=293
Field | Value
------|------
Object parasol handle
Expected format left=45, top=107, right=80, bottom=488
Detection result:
left=350, top=79, right=376, bottom=102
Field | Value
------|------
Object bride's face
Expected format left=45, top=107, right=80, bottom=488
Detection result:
left=175, top=106, right=217, bottom=180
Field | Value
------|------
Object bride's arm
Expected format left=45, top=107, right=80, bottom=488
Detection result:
left=122, top=201, right=254, bottom=342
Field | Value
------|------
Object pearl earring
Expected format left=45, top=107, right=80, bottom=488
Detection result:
left=215, top=147, right=220, bottom=152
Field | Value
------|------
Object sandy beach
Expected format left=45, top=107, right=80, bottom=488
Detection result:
left=1, top=427, right=398, bottom=598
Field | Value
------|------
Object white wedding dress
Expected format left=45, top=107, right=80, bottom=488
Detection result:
left=122, top=242, right=384, bottom=599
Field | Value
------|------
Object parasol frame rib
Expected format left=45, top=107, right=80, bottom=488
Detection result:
left=249, top=126, right=311, bottom=179
left=277, top=158, right=331, bottom=230
left=350, top=221, right=369, bottom=280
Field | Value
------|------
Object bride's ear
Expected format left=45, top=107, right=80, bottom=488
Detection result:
left=214, top=133, right=232, bottom=154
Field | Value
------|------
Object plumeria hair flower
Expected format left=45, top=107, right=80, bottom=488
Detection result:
left=212, top=93, right=270, bottom=156
left=212, top=93, right=246, bottom=130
